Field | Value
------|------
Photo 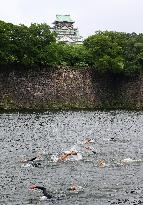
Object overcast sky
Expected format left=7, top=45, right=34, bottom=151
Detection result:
left=0, top=0, right=142, bottom=38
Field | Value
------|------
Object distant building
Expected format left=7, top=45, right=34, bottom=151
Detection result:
left=51, top=15, right=83, bottom=44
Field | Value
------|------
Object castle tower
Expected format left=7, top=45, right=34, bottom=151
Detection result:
left=52, top=15, right=83, bottom=44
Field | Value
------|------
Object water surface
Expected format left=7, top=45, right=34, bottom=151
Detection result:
left=0, top=110, right=143, bottom=205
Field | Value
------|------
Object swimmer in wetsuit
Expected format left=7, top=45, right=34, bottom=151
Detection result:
left=30, top=185, right=53, bottom=200
left=20, top=154, right=43, bottom=167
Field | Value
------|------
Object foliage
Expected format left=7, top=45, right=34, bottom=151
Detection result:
left=59, top=44, right=89, bottom=67
left=0, top=20, right=143, bottom=75
left=84, top=31, right=143, bottom=74
left=0, top=21, right=56, bottom=66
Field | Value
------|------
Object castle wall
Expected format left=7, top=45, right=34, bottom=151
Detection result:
left=0, top=67, right=143, bottom=110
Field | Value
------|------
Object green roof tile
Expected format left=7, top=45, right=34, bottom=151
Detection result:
left=55, top=15, right=74, bottom=23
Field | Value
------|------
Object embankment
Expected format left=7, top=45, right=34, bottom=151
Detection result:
left=0, top=66, right=143, bottom=110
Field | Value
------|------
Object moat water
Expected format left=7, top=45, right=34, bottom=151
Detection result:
left=0, top=110, right=143, bottom=205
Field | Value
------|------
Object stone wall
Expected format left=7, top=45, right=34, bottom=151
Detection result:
left=0, top=66, right=143, bottom=110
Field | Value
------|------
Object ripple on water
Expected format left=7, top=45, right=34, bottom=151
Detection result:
left=0, top=111, right=143, bottom=205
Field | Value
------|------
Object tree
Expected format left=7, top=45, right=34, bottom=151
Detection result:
left=84, top=31, right=125, bottom=73
left=59, top=44, right=89, bottom=67
left=0, top=20, right=17, bottom=64
left=0, top=21, right=56, bottom=66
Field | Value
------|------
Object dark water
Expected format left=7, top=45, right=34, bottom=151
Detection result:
left=0, top=111, right=143, bottom=205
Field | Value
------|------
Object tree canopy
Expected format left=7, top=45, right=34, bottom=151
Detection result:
left=0, top=20, right=143, bottom=75
left=84, top=31, right=143, bottom=74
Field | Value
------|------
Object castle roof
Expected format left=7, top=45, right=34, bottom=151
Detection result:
left=53, top=15, right=75, bottom=23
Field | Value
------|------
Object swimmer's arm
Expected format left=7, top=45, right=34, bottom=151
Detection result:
left=28, top=157, right=37, bottom=162
left=58, top=152, right=74, bottom=161
left=85, top=146, right=96, bottom=154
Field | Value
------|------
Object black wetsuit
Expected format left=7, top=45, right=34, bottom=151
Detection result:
left=36, top=186, right=53, bottom=199
left=28, top=157, right=37, bottom=162
left=28, top=157, right=41, bottom=167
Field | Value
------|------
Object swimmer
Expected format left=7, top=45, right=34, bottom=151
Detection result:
left=58, top=150, right=78, bottom=162
left=20, top=157, right=37, bottom=163
left=30, top=185, right=53, bottom=200
left=84, top=146, right=96, bottom=154
left=20, top=153, right=43, bottom=163
left=68, top=184, right=78, bottom=192
left=67, top=183, right=83, bottom=193
left=83, top=138, right=95, bottom=144
left=51, top=149, right=82, bottom=162
left=98, top=159, right=106, bottom=168
left=121, top=158, right=142, bottom=165
left=20, top=154, right=43, bottom=167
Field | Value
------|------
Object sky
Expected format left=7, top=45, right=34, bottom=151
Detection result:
left=0, top=0, right=142, bottom=38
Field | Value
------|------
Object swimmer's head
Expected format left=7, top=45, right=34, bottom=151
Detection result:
left=84, top=138, right=95, bottom=144
left=70, top=150, right=77, bottom=155
left=29, top=185, right=38, bottom=190
left=68, top=183, right=77, bottom=192
left=64, top=150, right=77, bottom=155
left=98, top=160, right=106, bottom=168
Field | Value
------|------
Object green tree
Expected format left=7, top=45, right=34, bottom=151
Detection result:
left=0, top=20, right=17, bottom=64
left=21, top=23, right=56, bottom=66
left=60, top=44, right=89, bottom=67
left=84, top=31, right=125, bottom=73
left=0, top=21, right=56, bottom=66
